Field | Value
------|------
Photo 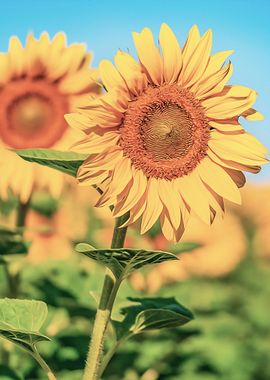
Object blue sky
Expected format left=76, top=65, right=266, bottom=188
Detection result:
left=0, top=0, right=269, bottom=181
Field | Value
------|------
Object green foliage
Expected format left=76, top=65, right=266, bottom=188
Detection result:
left=1, top=254, right=270, bottom=380
left=1, top=201, right=270, bottom=380
left=0, top=298, right=50, bottom=354
left=168, top=241, right=201, bottom=254
left=0, top=365, right=22, bottom=380
left=114, top=297, right=194, bottom=339
left=30, top=191, right=59, bottom=217
left=0, top=194, right=18, bottom=217
left=14, top=149, right=88, bottom=177
left=76, top=243, right=178, bottom=279
left=0, top=226, right=29, bottom=258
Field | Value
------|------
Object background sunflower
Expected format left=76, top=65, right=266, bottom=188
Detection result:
left=0, top=32, right=100, bottom=202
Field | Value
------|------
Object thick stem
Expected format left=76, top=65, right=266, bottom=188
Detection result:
left=31, top=346, right=57, bottom=380
left=83, top=212, right=129, bottom=380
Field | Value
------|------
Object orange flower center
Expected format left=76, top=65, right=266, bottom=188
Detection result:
left=120, top=84, right=210, bottom=180
left=0, top=79, right=68, bottom=149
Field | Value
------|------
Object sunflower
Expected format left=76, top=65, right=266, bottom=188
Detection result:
left=0, top=32, right=100, bottom=202
left=131, top=213, right=247, bottom=293
left=67, top=24, right=268, bottom=241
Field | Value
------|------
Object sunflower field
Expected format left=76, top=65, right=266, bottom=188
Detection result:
left=0, top=1, right=270, bottom=379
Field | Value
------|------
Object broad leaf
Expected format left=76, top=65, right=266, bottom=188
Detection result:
left=14, top=149, right=88, bottom=177
left=76, top=243, right=178, bottom=279
left=0, top=226, right=29, bottom=258
left=114, top=297, right=194, bottom=339
left=0, top=298, right=50, bottom=353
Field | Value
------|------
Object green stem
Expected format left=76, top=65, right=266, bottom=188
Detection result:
left=4, top=200, right=30, bottom=298
left=16, top=200, right=30, bottom=228
left=31, top=346, right=57, bottom=380
left=83, top=212, right=129, bottom=380
left=3, top=265, right=17, bottom=298
left=1, top=200, right=31, bottom=365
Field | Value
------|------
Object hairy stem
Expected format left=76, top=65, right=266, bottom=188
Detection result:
left=83, top=212, right=129, bottom=380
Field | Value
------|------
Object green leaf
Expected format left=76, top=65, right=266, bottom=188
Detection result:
left=76, top=243, right=178, bottom=279
left=14, top=149, right=88, bottom=177
left=0, top=298, right=50, bottom=353
left=168, top=241, right=201, bottom=254
left=30, top=191, right=59, bottom=217
left=114, top=297, right=194, bottom=339
left=0, top=365, right=22, bottom=380
left=0, top=226, right=29, bottom=258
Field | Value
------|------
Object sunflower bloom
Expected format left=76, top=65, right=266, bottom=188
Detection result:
left=67, top=24, right=268, bottom=241
left=131, top=213, right=247, bottom=293
left=0, top=32, right=100, bottom=202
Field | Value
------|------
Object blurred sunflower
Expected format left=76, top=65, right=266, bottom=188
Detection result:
left=131, top=213, right=247, bottom=293
left=0, top=32, right=100, bottom=202
left=25, top=209, right=73, bottom=264
left=237, top=185, right=270, bottom=259
left=67, top=23, right=268, bottom=241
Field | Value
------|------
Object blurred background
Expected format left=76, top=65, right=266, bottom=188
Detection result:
left=0, top=1, right=270, bottom=379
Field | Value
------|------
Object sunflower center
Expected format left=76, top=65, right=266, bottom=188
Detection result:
left=141, top=104, right=193, bottom=160
left=120, top=84, right=209, bottom=180
left=0, top=79, right=68, bottom=149
left=9, top=94, right=52, bottom=135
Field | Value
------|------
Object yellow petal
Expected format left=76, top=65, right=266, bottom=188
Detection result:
left=132, top=27, right=162, bottom=85
left=38, top=32, right=50, bottom=63
left=141, top=178, right=163, bottom=233
left=114, top=50, right=148, bottom=95
left=242, top=108, right=264, bottom=121
left=65, top=45, right=87, bottom=74
left=209, top=119, right=243, bottom=132
left=121, top=194, right=147, bottom=227
left=81, top=147, right=123, bottom=172
left=194, top=62, right=233, bottom=99
left=71, top=132, right=119, bottom=154
left=181, top=29, right=212, bottom=87
left=209, top=139, right=267, bottom=166
left=176, top=172, right=210, bottom=224
left=114, top=168, right=147, bottom=217
left=203, top=88, right=257, bottom=119
left=99, top=59, right=127, bottom=92
left=207, top=148, right=261, bottom=174
left=158, top=178, right=181, bottom=229
left=0, top=54, right=10, bottom=84
left=181, top=25, right=200, bottom=69
left=25, top=33, right=44, bottom=77
left=197, top=157, right=241, bottom=204
left=102, top=157, right=132, bottom=201
left=200, top=50, right=233, bottom=80
left=159, top=23, right=182, bottom=84
left=160, top=212, right=175, bottom=241
left=65, top=113, right=91, bottom=131
left=211, top=130, right=268, bottom=156
left=8, top=36, right=25, bottom=77
left=59, top=68, right=98, bottom=94
left=46, top=32, right=66, bottom=74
